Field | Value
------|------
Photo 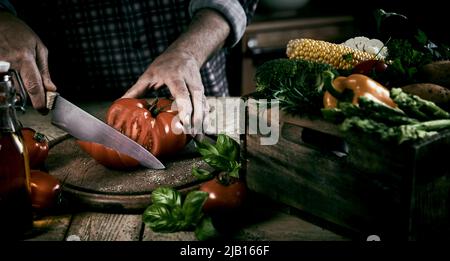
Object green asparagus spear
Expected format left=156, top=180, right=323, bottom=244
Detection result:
left=341, top=116, right=450, bottom=144
left=390, top=88, right=450, bottom=120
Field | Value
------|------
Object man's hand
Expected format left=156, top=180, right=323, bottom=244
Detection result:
left=123, top=9, right=230, bottom=134
left=123, top=49, right=208, bottom=134
left=0, top=11, right=56, bottom=113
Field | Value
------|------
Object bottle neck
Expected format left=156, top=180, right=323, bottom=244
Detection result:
left=0, top=107, right=20, bottom=133
left=0, top=78, right=21, bottom=133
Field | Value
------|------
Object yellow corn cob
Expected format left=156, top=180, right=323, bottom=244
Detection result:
left=286, top=38, right=379, bottom=70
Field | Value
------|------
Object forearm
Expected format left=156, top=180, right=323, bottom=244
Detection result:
left=166, top=9, right=230, bottom=68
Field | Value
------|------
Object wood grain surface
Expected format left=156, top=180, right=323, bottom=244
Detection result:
left=66, top=213, right=143, bottom=241
left=46, top=137, right=207, bottom=212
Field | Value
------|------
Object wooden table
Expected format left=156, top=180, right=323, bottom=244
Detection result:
left=18, top=99, right=347, bottom=241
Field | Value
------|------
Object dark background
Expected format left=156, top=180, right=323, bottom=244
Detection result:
left=263, top=0, right=450, bottom=44
left=10, top=0, right=449, bottom=99
left=227, top=0, right=449, bottom=96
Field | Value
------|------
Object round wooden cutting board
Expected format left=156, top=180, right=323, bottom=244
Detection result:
left=46, top=137, right=207, bottom=213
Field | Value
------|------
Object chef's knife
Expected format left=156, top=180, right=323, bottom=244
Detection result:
left=46, top=92, right=165, bottom=169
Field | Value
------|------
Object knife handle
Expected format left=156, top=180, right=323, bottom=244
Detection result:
left=46, top=91, right=59, bottom=110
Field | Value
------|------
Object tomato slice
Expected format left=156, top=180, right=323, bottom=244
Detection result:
left=77, top=140, right=140, bottom=169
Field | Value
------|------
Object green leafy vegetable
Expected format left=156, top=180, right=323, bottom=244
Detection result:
left=142, top=204, right=185, bottom=233
left=183, top=191, right=209, bottom=226
left=385, top=38, right=431, bottom=85
left=255, top=58, right=337, bottom=115
left=215, top=134, right=239, bottom=162
left=372, top=9, right=450, bottom=86
left=192, top=167, right=213, bottom=181
left=194, top=216, right=220, bottom=241
left=143, top=134, right=242, bottom=239
left=151, top=187, right=182, bottom=207
left=142, top=187, right=208, bottom=233
left=193, top=134, right=241, bottom=184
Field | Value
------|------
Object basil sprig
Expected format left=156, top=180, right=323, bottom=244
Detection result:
left=192, top=134, right=241, bottom=181
left=143, top=187, right=208, bottom=233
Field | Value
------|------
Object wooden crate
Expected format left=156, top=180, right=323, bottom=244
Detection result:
left=244, top=110, right=450, bottom=240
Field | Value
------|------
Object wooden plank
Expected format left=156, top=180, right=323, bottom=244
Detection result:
left=25, top=214, right=72, bottom=241
left=409, top=130, right=450, bottom=240
left=66, top=212, right=142, bottom=241
left=246, top=130, right=392, bottom=235
left=281, top=112, right=342, bottom=137
left=142, top=225, right=196, bottom=241
left=233, top=211, right=348, bottom=241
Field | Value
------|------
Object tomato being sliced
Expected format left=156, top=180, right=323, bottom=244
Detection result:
left=77, top=98, right=188, bottom=169
left=77, top=140, right=140, bottom=169
left=21, top=127, right=49, bottom=169
left=106, top=98, right=188, bottom=157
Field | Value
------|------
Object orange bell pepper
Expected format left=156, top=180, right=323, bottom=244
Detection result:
left=323, top=73, right=396, bottom=109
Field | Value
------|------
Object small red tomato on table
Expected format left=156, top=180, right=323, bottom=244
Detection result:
left=199, top=174, right=247, bottom=214
left=192, top=134, right=247, bottom=214
left=29, top=170, right=61, bottom=213
left=21, top=127, right=49, bottom=169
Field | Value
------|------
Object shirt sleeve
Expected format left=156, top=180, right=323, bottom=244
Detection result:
left=0, top=0, right=16, bottom=15
left=189, top=0, right=258, bottom=47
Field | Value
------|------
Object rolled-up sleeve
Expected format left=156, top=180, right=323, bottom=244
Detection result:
left=189, top=0, right=248, bottom=47
left=0, top=0, right=16, bottom=15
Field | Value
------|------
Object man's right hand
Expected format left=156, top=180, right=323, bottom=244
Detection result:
left=0, top=11, right=56, bottom=113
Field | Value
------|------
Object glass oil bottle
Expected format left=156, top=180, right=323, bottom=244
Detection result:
left=0, top=61, right=33, bottom=239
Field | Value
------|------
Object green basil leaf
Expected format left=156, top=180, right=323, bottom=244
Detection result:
left=215, top=134, right=227, bottom=153
left=142, top=204, right=187, bottom=233
left=203, top=154, right=232, bottom=171
left=215, top=134, right=239, bottom=162
left=151, top=187, right=182, bottom=207
left=195, top=216, right=220, bottom=241
left=228, top=162, right=241, bottom=178
left=194, top=139, right=220, bottom=157
left=192, top=167, right=213, bottom=181
left=182, top=191, right=209, bottom=226
left=228, top=144, right=239, bottom=163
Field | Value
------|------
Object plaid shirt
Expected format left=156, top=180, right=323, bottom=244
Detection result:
left=1, top=0, right=258, bottom=99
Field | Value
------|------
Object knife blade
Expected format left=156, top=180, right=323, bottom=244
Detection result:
left=46, top=92, right=165, bottom=169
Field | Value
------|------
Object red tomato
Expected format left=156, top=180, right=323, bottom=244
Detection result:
left=21, top=127, right=49, bottom=168
left=29, top=170, right=61, bottom=212
left=77, top=98, right=188, bottom=169
left=77, top=140, right=140, bottom=169
left=106, top=98, right=188, bottom=157
left=199, top=177, right=247, bottom=214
